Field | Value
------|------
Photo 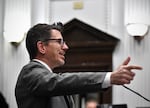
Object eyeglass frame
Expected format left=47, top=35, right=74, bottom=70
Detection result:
left=42, top=38, right=66, bottom=46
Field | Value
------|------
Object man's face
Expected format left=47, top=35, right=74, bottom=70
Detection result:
left=44, top=29, right=69, bottom=68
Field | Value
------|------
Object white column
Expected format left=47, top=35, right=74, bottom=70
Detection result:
left=3, top=0, right=31, bottom=108
left=0, top=0, right=4, bottom=92
left=4, top=0, right=30, bottom=43
left=122, top=0, right=150, bottom=108
left=125, top=0, right=150, bottom=24
left=31, top=0, right=50, bottom=26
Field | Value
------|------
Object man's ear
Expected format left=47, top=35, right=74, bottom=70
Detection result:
left=37, top=41, right=46, bottom=54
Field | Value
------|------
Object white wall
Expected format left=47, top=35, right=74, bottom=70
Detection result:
left=0, top=0, right=4, bottom=92
left=1, top=0, right=150, bottom=108
left=50, top=0, right=108, bottom=31
left=113, top=0, right=150, bottom=108
left=3, top=0, right=30, bottom=108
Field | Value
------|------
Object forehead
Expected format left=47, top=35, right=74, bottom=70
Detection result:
left=50, top=29, right=62, bottom=38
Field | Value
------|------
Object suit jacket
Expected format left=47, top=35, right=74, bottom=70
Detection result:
left=15, top=60, right=107, bottom=108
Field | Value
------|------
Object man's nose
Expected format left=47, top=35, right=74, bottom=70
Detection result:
left=62, top=42, right=69, bottom=51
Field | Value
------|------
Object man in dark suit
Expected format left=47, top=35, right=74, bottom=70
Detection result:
left=15, top=23, right=142, bottom=108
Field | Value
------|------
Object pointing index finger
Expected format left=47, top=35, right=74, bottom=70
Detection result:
left=125, top=65, right=143, bottom=70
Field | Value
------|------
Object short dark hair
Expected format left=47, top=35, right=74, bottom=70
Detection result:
left=26, top=22, right=63, bottom=60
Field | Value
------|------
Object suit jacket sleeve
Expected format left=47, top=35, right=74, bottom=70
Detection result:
left=16, top=61, right=107, bottom=97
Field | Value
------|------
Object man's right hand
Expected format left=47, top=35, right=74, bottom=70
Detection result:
left=111, top=57, right=142, bottom=85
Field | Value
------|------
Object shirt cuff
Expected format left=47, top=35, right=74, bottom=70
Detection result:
left=102, top=72, right=111, bottom=88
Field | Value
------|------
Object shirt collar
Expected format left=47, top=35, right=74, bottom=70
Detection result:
left=32, top=59, right=53, bottom=73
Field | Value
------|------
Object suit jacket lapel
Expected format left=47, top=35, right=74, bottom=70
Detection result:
left=64, top=95, right=75, bottom=108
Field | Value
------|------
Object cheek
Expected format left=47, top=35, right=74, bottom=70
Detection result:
left=46, top=44, right=61, bottom=61
left=49, top=49, right=58, bottom=58
left=49, top=48, right=60, bottom=59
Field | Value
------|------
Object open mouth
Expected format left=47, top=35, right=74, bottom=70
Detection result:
left=59, top=52, right=65, bottom=59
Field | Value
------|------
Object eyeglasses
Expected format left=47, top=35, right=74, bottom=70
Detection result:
left=42, top=38, right=65, bottom=46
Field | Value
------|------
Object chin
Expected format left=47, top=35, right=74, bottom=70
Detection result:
left=60, top=61, right=65, bottom=66
left=58, top=60, right=65, bottom=66
left=54, top=62, right=65, bottom=69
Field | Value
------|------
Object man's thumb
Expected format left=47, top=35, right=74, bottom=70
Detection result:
left=122, top=57, right=131, bottom=65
